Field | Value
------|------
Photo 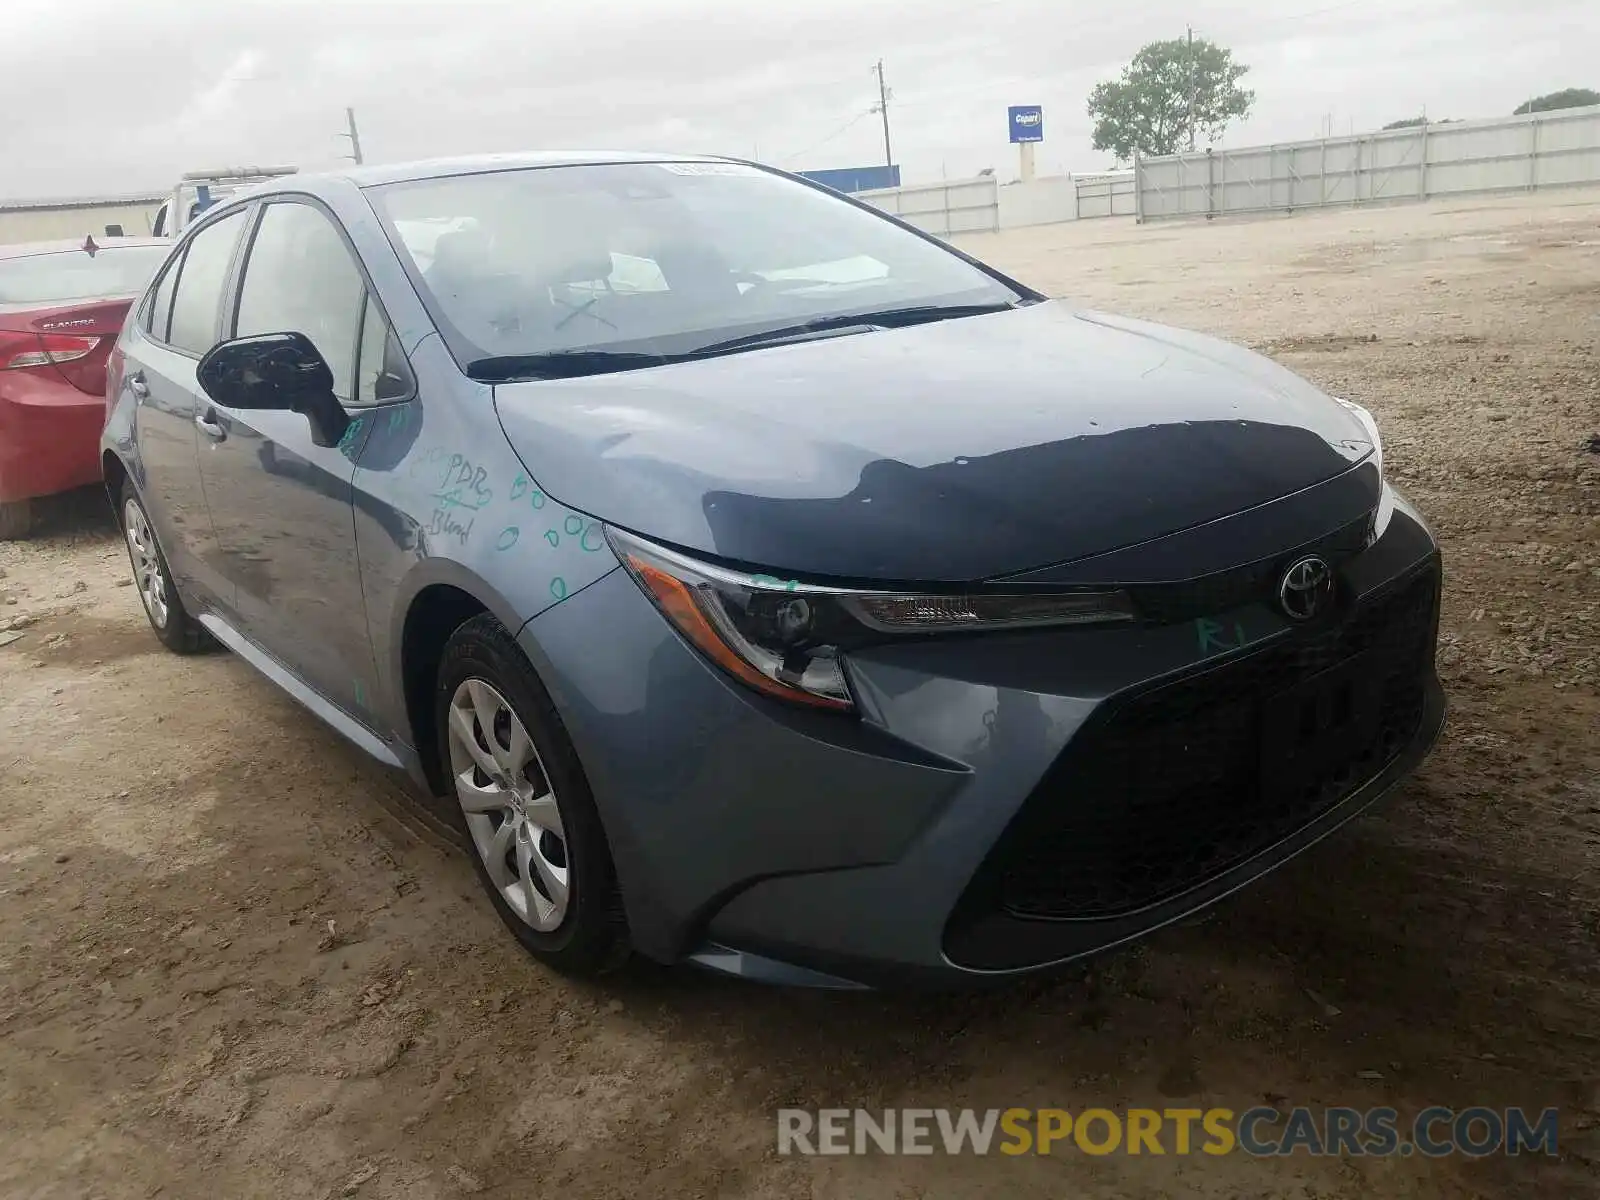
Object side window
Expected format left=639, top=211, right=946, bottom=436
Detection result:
left=236, top=202, right=366, bottom=401
left=143, top=253, right=182, bottom=342
left=166, top=209, right=246, bottom=356
left=355, top=295, right=411, bottom=405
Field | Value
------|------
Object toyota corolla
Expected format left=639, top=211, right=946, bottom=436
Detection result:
left=101, top=153, right=1445, bottom=988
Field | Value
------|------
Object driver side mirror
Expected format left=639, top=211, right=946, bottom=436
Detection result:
left=197, top=331, right=350, bottom=449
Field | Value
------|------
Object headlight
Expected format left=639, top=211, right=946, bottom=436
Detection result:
left=1335, top=397, right=1383, bottom=472
left=1334, top=397, right=1394, bottom=544
left=606, top=527, right=1133, bottom=712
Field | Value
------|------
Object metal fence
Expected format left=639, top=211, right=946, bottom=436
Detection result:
left=857, top=177, right=1000, bottom=237
left=1135, top=104, right=1600, bottom=222
left=857, top=170, right=1136, bottom=237
left=1072, top=171, right=1137, bottom=218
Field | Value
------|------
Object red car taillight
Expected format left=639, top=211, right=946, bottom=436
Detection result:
left=0, top=330, right=100, bottom=371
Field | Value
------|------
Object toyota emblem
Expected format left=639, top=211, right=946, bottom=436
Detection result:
left=1278, top=555, right=1334, bottom=621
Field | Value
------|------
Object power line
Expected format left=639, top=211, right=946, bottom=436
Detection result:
left=1187, top=26, right=1197, bottom=152
left=340, top=107, right=364, bottom=165
left=780, top=110, right=872, bottom=164
left=871, top=59, right=894, bottom=169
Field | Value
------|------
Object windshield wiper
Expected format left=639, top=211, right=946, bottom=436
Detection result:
left=465, top=350, right=671, bottom=382
left=688, top=301, right=1020, bottom=356
left=466, top=301, right=1025, bottom=381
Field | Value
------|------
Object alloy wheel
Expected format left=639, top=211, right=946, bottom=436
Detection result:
left=123, top=498, right=169, bottom=630
left=446, top=678, right=571, bottom=932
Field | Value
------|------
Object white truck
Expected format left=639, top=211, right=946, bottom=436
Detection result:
left=150, top=166, right=299, bottom=237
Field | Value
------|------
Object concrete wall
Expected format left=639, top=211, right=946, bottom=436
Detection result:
left=0, top=197, right=164, bottom=245
left=1136, top=104, right=1600, bottom=221
left=997, top=175, right=1078, bottom=228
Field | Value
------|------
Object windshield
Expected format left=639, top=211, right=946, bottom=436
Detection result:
left=0, top=245, right=169, bottom=307
left=369, top=161, right=1024, bottom=372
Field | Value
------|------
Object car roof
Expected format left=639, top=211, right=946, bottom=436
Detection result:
left=0, top=237, right=170, bottom=260
left=251, top=150, right=744, bottom=192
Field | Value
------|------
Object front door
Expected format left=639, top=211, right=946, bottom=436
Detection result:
left=121, top=207, right=250, bottom=608
left=193, top=199, right=388, bottom=721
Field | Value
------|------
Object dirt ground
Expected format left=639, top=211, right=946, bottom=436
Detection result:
left=2, top=191, right=1598, bottom=1200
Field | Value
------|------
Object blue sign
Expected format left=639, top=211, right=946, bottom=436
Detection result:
left=1008, top=105, right=1044, bottom=144
left=797, top=165, right=901, bottom=194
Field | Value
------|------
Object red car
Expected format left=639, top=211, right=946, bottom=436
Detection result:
left=0, top=236, right=170, bottom=538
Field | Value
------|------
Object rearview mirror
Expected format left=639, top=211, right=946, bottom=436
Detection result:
left=197, top=331, right=350, bottom=448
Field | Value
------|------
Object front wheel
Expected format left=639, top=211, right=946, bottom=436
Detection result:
left=435, top=614, right=628, bottom=976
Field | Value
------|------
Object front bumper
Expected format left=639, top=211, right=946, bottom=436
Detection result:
left=518, top=486, right=1445, bottom=989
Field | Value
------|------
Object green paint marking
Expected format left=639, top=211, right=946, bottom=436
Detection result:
left=550, top=576, right=568, bottom=600
left=751, top=574, right=801, bottom=592
left=563, top=514, right=583, bottom=536
left=1195, top=617, right=1252, bottom=658
left=496, top=527, right=520, bottom=551
left=544, top=529, right=560, bottom=547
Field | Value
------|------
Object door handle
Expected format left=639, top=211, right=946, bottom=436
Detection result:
left=195, top=408, right=227, bottom=441
left=128, top=373, right=149, bottom=400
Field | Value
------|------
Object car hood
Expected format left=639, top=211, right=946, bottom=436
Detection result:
left=492, top=300, right=1374, bottom=582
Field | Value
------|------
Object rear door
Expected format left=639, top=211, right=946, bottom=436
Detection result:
left=193, top=197, right=398, bottom=719
left=115, top=211, right=250, bottom=605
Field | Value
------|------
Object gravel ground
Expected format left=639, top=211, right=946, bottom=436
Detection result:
left=1, top=191, right=1598, bottom=1200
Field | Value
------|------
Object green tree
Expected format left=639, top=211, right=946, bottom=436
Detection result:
left=1087, top=36, right=1254, bottom=161
left=1514, top=88, right=1600, bottom=114
left=1383, top=116, right=1459, bottom=129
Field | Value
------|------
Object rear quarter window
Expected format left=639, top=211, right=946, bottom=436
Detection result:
left=165, top=210, right=247, bottom=357
left=142, top=254, right=182, bottom=342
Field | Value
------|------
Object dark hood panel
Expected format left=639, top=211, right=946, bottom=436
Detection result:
left=493, top=301, right=1374, bottom=583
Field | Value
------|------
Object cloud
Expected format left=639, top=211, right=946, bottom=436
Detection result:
left=175, top=51, right=264, bottom=132
left=0, top=0, right=1591, bottom=198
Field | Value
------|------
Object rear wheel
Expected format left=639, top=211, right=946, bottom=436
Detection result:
left=435, top=614, right=628, bottom=976
left=120, top=482, right=208, bottom=654
left=0, top=499, right=31, bottom=541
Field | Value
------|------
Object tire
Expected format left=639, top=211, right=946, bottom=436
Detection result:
left=119, top=481, right=208, bottom=654
left=0, top=499, right=31, bottom=541
left=435, top=613, right=629, bottom=977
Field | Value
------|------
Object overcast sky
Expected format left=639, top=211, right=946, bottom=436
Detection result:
left=0, top=0, right=1592, bottom=200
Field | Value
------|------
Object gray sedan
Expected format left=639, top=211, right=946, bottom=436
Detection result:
left=102, top=153, right=1445, bottom=988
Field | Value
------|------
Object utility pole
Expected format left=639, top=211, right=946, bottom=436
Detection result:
left=1186, top=27, right=1197, bottom=153
left=871, top=59, right=894, bottom=171
left=341, top=107, right=365, bottom=166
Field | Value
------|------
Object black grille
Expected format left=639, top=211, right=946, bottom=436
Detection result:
left=982, top=563, right=1439, bottom=921
left=1126, top=513, right=1373, bottom=625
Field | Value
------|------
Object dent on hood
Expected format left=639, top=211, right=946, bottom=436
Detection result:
left=491, top=304, right=1376, bottom=581
left=579, top=400, right=874, bottom=496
